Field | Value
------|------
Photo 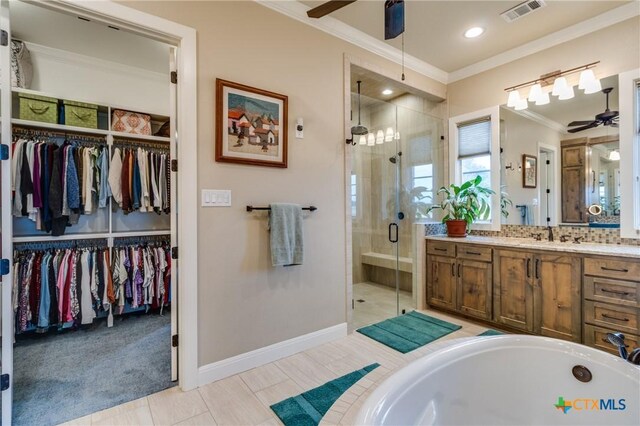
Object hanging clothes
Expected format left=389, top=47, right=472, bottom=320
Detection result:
left=13, top=241, right=171, bottom=334
left=11, top=135, right=109, bottom=236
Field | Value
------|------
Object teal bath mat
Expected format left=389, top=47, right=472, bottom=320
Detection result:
left=478, top=329, right=504, bottom=336
left=270, top=363, right=379, bottom=426
left=357, top=311, right=461, bottom=353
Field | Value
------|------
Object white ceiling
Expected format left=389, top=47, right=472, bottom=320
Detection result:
left=300, top=0, right=631, bottom=73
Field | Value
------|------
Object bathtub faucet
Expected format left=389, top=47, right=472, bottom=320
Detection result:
left=606, top=332, right=640, bottom=365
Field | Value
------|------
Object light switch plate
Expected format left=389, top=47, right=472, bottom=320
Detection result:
left=202, top=189, right=231, bottom=207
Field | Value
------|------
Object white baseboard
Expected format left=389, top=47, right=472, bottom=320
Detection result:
left=197, top=323, right=348, bottom=387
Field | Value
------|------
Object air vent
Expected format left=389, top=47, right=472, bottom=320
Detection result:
left=501, top=0, right=547, bottom=23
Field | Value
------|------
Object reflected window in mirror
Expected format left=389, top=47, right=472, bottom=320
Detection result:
left=351, top=173, right=357, bottom=218
left=412, top=164, right=433, bottom=219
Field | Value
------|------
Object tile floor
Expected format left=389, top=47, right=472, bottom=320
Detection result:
left=351, top=282, right=415, bottom=330
left=63, top=309, right=492, bottom=426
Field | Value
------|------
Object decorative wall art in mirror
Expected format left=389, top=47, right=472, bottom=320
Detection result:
left=215, top=78, right=288, bottom=168
left=522, top=154, right=537, bottom=188
left=499, top=74, right=621, bottom=228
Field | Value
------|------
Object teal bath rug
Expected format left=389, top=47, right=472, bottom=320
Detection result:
left=478, top=329, right=504, bottom=336
left=357, top=311, right=461, bottom=353
left=270, top=363, right=379, bottom=426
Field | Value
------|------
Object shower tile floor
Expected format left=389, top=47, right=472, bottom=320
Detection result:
left=64, top=309, right=495, bottom=426
left=352, top=282, right=415, bottom=330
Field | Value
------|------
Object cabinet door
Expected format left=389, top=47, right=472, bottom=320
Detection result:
left=562, top=146, right=585, bottom=167
left=493, top=250, right=534, bottom=331
left=427, top=255, right=456, bottom=311
left=534, top=254, right=582, bottom=342
left=562, top=166, right=586, bottom=223
left=457, top=259, right=492, bottom=320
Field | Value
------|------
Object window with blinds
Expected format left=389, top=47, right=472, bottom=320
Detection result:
left=457, top=118, right=492, bottom=189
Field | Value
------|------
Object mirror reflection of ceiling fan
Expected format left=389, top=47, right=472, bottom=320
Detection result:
left=567, top=87, right=619, bottom=133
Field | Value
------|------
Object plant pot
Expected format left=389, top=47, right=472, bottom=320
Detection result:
left=445, top=219, right=467, bottom=237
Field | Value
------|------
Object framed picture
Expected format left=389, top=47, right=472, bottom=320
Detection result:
left=522, top=154, right=537, bottom=188
left=215, top=79, right=288, bottom=168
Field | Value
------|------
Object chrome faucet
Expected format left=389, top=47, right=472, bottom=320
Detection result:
left=607, top=332, right=640, bottom=365
left=531, top=233, right=543, bottom=241
left=547, top=226, right=554, bottom=242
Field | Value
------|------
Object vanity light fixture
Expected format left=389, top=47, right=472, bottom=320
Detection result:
left=376, top=130, right=385, bottom=144
left=609, top=150, right=621, bottom=161
left=514, top=98, right=528, bottom=111
left=504, top=61, right=600, bottom=108
left=367, top=133, right=375, bottom=146
left=464, top=27, right=484, bottom=38
left=359, top=135, right=367, bottom=145
left=385, top=127, right=394, bottom=142
left=382, top=89, right=393, bottom=95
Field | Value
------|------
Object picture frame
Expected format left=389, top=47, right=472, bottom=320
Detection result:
left=522, top=154, right=537, bottom=188
left=215, top=78, right=288, bottom=168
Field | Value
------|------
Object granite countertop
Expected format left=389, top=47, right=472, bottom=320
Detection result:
left=425, top=235, right=640, bottom=259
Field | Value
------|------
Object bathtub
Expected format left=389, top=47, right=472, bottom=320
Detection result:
left=356, top=336, right=640, bottom=425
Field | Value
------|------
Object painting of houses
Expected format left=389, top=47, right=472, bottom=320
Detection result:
left=216, top=78, right=288, bottom=168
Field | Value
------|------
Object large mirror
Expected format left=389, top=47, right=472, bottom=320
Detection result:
left=500, top=74, right=620, bottom=228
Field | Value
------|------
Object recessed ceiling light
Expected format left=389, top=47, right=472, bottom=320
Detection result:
left=464, top=27, right=484, bottom=38
left=382, top=89, right=393, bottom=95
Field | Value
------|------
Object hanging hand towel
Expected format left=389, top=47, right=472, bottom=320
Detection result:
left=269, top=203, right=304, bottom=267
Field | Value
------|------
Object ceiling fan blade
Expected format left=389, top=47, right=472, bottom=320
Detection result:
left=610, top=123, right=619, bottom=128
left=567, top=120, right=596, bottom=127
left=307, top=0, right=357, bottom=18
left=568, top=122, right=600, bottom=133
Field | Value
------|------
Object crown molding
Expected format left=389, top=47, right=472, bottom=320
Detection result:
left=449, top=2, right=640, bottom=83
left=503, top=106, right=567, bottom=134
left=255, top=0, right=449, bottom=84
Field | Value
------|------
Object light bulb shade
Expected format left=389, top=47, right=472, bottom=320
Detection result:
left=583, top=78, right=602, bottom=95
left=578, top=69, right=596, bottom=89
left=375, top=130, right=384, bottom=144
left=558, top=85, right=575, bottom=100
left=359, top=135, right=367, bottom=145
left=367, top=133, right=375, bottom=146
left=394, top=131, right=400, bottom=140
left=385, top=127, right=394, bottom=142
left=514, top=98, right=528, bottom=111
left=535, top=91, right=550, bottom=106
left=507, top=90, right=520, bottom=107
left=552, top=77, right=568, bottom=96
left=528, top=84, right=542, bottom=102
left=609, top=150, right=620, bottom=161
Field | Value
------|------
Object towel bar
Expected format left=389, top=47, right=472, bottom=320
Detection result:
left=246, top=205, right=317, bottom=212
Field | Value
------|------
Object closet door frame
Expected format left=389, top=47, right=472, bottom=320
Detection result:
left=40, top=0, right=200, bottom=391
left=1, top=2, right=14, bottom=423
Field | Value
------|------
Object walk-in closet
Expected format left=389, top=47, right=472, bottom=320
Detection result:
left=1, top=2, right=178, bottom=424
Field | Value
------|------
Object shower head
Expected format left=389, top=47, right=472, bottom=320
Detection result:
left=606, top=332, right=628, bottom=360
left=389, top=156, right=397, bottom=164
left=351, top=124, right=369, bottom=136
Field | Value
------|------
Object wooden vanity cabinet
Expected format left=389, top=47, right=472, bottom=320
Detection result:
left=534, top=253, right=582, bottom=342
left=426, top=242, right=492, bottom=320
left=493, top=249, right=534, bottom=332
left=493, top=250, right=581, bottom=341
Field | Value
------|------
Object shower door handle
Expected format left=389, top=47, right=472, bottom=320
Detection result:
left=388, top=223, right=398, bottom=243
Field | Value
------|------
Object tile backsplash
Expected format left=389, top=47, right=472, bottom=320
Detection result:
left=471, top=224, right=639, bottom=246
left=425, top=223, right=639, bottom=246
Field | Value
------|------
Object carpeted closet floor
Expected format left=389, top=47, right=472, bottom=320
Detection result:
left=13, top=312, right=175, bottom=425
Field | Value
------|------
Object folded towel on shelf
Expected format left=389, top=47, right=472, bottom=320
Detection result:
left=269, top=203, right=304, bottom=267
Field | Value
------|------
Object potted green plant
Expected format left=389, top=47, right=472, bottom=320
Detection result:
left=427, top=176, right=495, bottom=237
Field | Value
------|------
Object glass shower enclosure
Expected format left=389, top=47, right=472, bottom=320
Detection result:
left=350, top=92, right=444, bottom=329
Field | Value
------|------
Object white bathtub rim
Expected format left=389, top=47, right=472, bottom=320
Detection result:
left=356, top=335, right=640, bottom=425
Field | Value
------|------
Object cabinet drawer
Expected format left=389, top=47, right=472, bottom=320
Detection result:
left=427, top=241, right=455, bottom=257
left=584, top=257, right=640, bottom=281
left=584, top=276, right=639, bottom=308
left=457, top=245, right=492, bottom=262
left=583, top=324, right=640, bottom=356
left=584, top=300, right=639, bottom=334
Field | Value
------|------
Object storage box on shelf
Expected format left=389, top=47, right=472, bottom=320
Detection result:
left=62, top=99, right=98, bottom=129
left=112, top=108, right=152, bottom=135
left=18, top=92, right=58, bottom=124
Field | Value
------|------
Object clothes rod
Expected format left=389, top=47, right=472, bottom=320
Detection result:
left=246, top=205, right=317, bottom=212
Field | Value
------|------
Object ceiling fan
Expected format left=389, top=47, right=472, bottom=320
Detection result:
left=567, top=87, right=619, bottom=133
